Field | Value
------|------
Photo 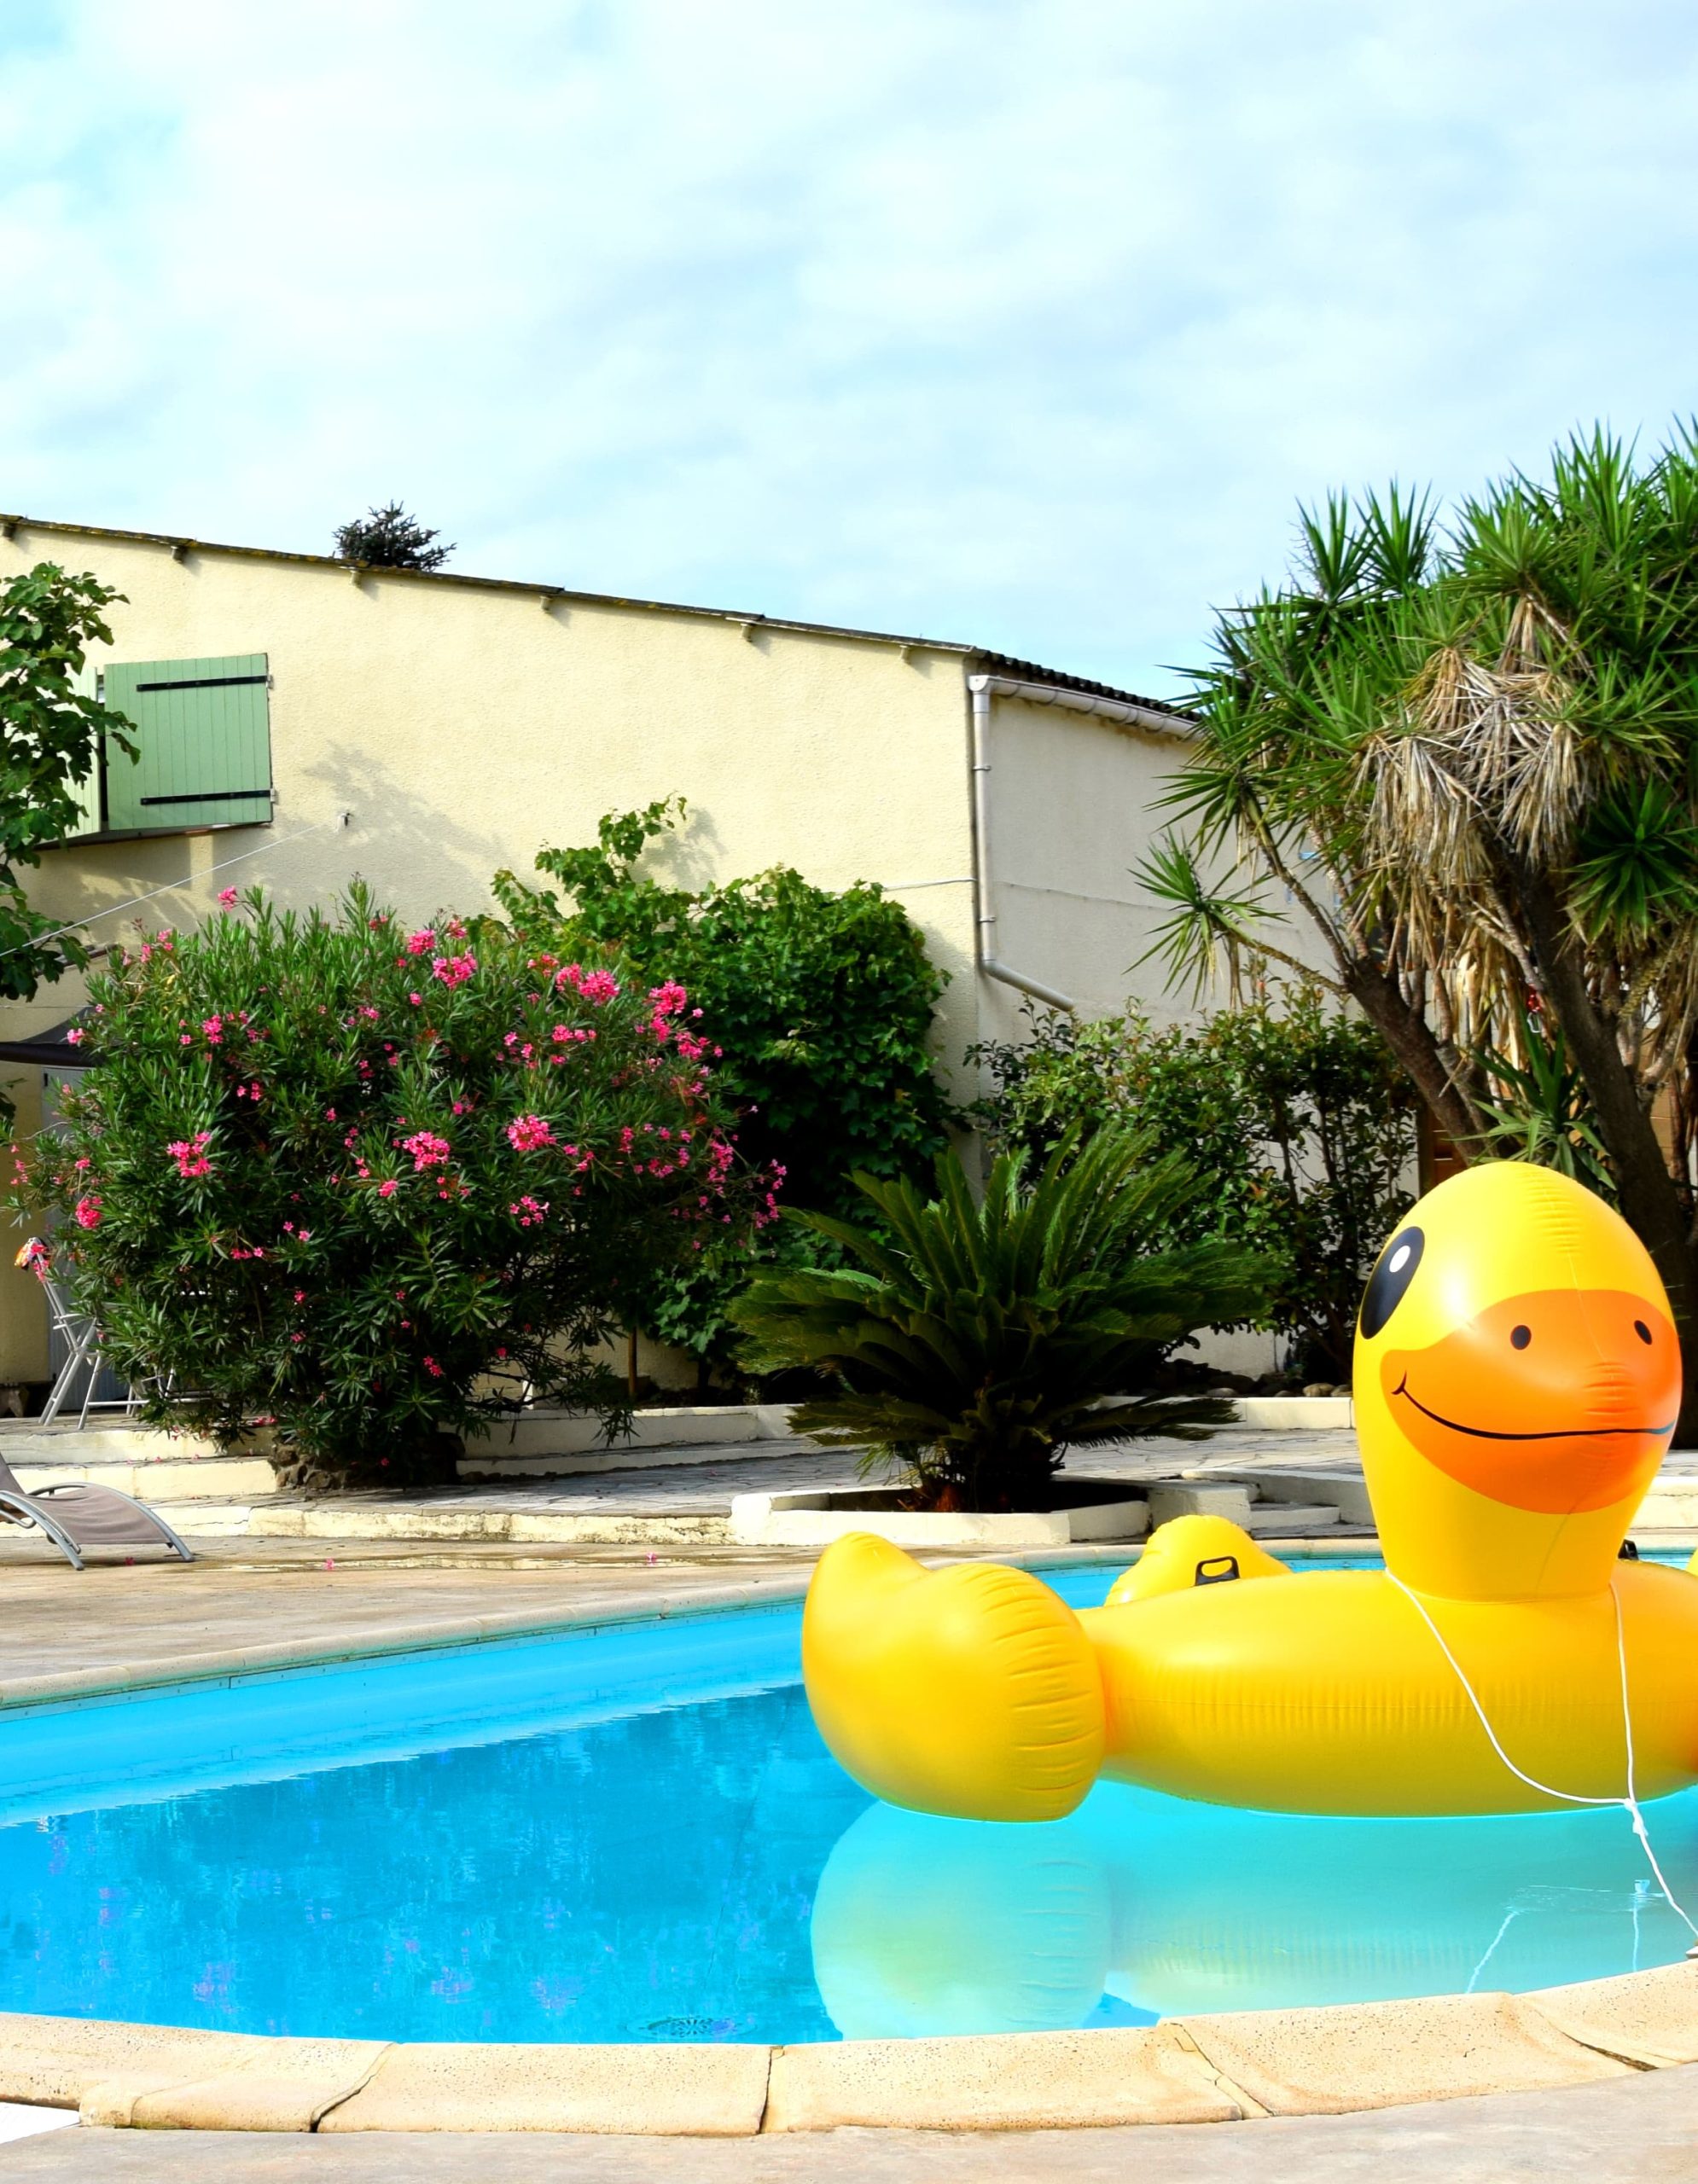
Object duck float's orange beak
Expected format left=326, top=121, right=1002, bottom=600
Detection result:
left=1381, top=1288, right=1678, bottom=1515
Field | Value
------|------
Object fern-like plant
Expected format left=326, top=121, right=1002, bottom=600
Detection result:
left=732, top=1132, right=1271, bottom=1512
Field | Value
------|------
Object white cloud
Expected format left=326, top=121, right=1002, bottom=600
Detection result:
left=3, top=0, right=1697, bottom=694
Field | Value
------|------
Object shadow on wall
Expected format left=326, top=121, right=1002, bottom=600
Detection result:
left=303, top=748, right=733, bottom=923
left=300, top=744, right=525, bottom=920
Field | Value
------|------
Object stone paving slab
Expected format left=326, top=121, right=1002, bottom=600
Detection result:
left=3, top=2065, right=1696, bottom=2180
left=0, top=1554, right=825, bottom=1706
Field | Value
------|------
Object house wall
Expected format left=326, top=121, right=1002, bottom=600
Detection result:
left=975, top=689, right=1200, bottom=1049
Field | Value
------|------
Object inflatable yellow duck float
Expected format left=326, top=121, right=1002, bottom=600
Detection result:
left=803, top=1160, right=1698, bottom=1819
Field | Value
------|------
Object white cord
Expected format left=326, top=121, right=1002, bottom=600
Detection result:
left=1388, top=1571, right=1698, bottom=1949
left=0, top=811, right=352, bottom=967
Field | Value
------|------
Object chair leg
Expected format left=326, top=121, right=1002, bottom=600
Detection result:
left=0, top=1491, right=83, bottom=1571
left=41, top=1322, right=97, bottom=1427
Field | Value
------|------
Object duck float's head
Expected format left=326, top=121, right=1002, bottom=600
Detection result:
left=1353, top=1162, right=1680, bottom=1600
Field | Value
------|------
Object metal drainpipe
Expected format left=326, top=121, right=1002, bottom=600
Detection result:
left=968, top=678, right=1076, bottom=1013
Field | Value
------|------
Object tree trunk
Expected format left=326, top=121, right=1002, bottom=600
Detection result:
left=1341, top=958, right=1485, bottom=1153
left=1516, top=868, right=1698, bottom=1443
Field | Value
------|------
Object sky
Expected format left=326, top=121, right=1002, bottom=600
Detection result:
left=3, top=3, right=1697, bottom=700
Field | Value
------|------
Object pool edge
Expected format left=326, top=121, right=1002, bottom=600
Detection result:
left=2, top=1964, right=1694, bottom=2134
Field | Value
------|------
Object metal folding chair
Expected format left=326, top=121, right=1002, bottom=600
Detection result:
left=39, top=1277, right=145, bottom=1427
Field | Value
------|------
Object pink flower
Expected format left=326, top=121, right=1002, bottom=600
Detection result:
left=400, top=1130, right=451, bottom=1171
left=404, top=928, right=436, bottom=956
left=648, top=980, right=689, bottom=1018
left=377, top=1179, right=399, bottom=1198
left=166, top=1132, right=214, bottom=1180
left=423, top=1356, right=444, bottom=1379
left=218, top=886, right=238, bottom=909
left=430, top=952, right=477, bottom=988
left=66, top=1027, right=84, bottom=1046
left=201, top=1015, right=224, bottom=1045
left=509, top=1194, right=550, bottom=1228
left=408, top=991, right=422, bottom=1007
left=505, top=1114, right=555, bottom=1153
left=555, top=963, right=619, bottom=1004
left=73, top=1194, right=102, bottom=1230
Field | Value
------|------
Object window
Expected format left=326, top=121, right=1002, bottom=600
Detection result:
left=63, top=654, right=274, bottom=839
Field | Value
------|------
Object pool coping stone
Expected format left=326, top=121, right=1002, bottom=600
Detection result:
left=0, top=1968, right=1693, bottom=2134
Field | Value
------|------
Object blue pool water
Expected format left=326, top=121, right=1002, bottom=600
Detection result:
left=0, top=1558, right=1695, bottom=2046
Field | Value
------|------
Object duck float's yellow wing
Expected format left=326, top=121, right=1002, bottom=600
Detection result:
left=800, top=1163, right=1698, bottom=1821
left=802, top=1532, right=1104, bottom=1821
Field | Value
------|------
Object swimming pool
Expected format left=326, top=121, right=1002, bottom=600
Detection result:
left=0, top=1558, right=1693, bottom=2046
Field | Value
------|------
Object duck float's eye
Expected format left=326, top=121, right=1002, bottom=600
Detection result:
left=1510, top=1324, right=1532, bottom=1350
left=1358, top=1225, right=1424, bottom=1339
left=1635, top=1319, right=1653, bottom=1345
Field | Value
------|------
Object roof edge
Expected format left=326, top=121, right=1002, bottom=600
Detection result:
left=0, top=511, right=1189, bottom=717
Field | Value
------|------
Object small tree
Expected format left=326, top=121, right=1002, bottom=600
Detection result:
left=11, top=889, right=760, bottom=1488
left=733, top=1134, right=1271, bottom=1513
left=495, top=799, right=951, bottom=1378
left=0, top=563, right=136, bottom=1005
left=333, top=502, right=453, bottom=571
left=1139, top=429, right=1698, bottom=1430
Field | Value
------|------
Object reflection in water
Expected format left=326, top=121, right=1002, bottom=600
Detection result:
left=811, top=1780, right=1698, bottom=2038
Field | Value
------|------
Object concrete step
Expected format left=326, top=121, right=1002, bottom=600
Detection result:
left=1242, top=1502, right=1345, bottom=1536
left=0, top=1425, right=224, bottom=1462
left=245, top=1502, right=734, bottom=1546
left=1211, top=1468, right=1374, bottom=1525
left=1229, top=1396, right=1352, bottom=1429
left=8, top=1454, right=276, bottom=1504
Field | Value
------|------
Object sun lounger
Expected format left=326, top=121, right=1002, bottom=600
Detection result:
left=0, top=1449, right=192, bottom=1571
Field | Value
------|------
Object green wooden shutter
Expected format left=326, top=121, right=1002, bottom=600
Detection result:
left=58, top=663, right=103, bottom=841
left=101, top=655, right=272, bottom=832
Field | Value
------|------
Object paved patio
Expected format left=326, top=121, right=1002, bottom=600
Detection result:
left=1, top=2063, right=1695, bottom=2180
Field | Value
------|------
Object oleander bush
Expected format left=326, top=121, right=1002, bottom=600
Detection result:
left=9, top=886, right=765, bottom=1488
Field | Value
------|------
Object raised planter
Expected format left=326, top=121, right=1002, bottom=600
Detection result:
left=456, top=1403, right=800, bottom=1477
left=730, top=1481, right=1151, bottom=1550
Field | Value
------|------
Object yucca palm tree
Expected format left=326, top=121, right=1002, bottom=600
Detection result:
left=731, top=1131, right=1270, bottom=1513
left=1138, top=427, right=1698, bottom=1430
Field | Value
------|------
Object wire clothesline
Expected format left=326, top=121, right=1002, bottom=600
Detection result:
left=0, top=810, right=353, bottom=969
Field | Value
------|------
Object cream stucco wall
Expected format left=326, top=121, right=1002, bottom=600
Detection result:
left=0, top=528, right=981, bottom=1045
left=976, top=691, right=1199, bottom=1050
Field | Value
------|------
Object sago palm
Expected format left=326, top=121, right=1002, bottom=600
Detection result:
left=732, top=1131, right=1270, bottom=1513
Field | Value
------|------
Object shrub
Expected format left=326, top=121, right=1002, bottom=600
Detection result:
left=332, top=502, right=452, bottom=570
left=10, top=888, right=759, bottom=1487
left=0, top=563, right=137, bottom=1020
left=732, top=1133, right=1271, bottom=1513
left=966, top=985, right=1416, bottom=1380
left=494, top=799, right=951, bottom=1378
